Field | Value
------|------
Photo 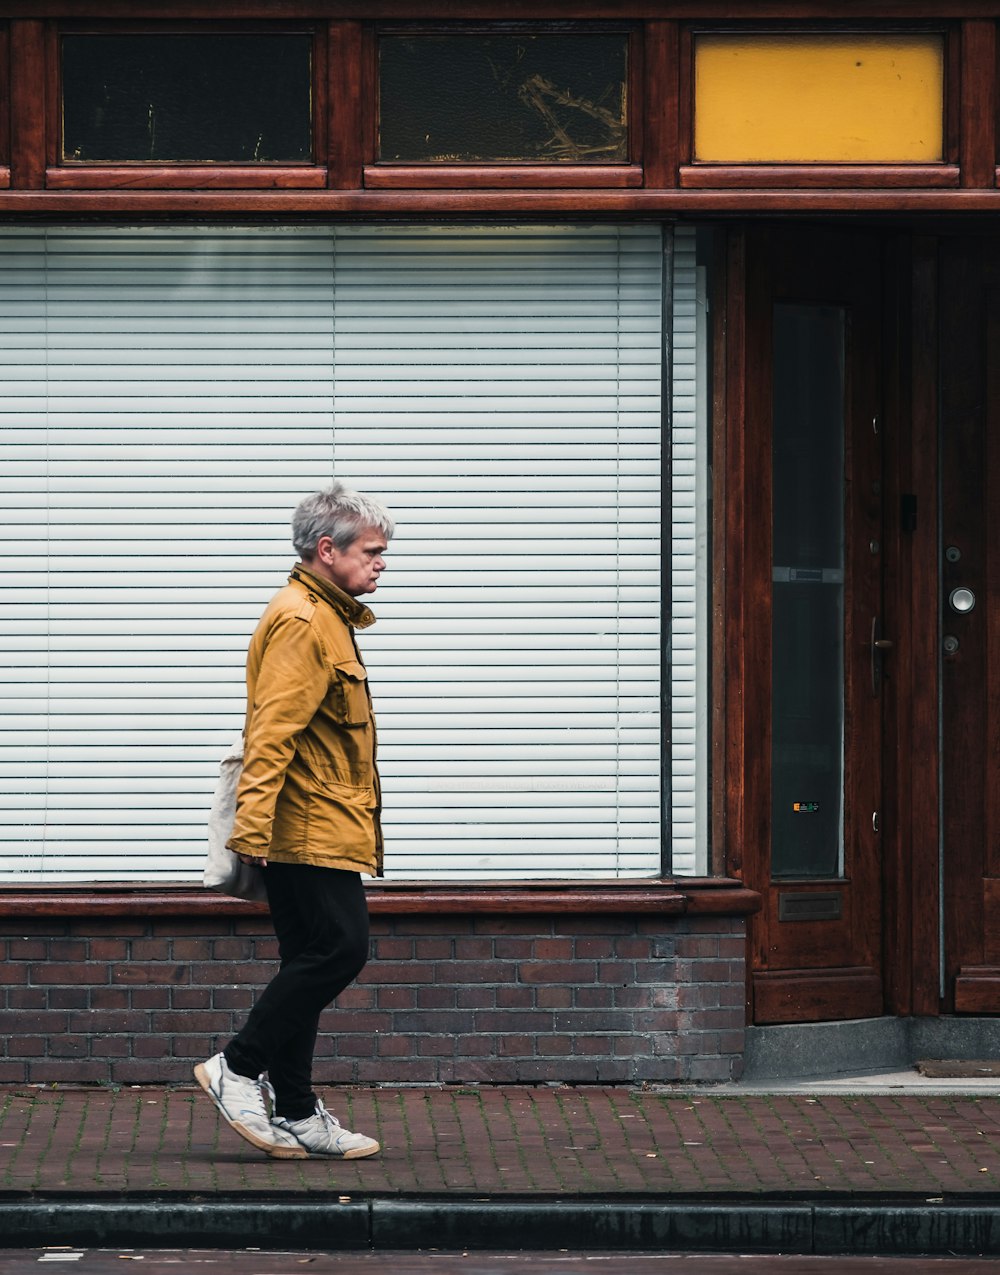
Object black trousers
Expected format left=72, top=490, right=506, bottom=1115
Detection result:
left=224, top=862, right=369, bottom=1121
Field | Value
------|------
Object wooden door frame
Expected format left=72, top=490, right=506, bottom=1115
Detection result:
left=714, top=220, right=943, bottom=1023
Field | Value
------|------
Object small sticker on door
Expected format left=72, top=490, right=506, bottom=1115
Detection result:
left=792, top=801, right=819, bottom=813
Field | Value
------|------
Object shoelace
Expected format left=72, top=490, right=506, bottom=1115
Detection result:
left=313, top=1101, right=343, bottom=1131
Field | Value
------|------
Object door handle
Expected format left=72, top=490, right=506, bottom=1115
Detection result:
left=871, top=618, right=892, bottom=696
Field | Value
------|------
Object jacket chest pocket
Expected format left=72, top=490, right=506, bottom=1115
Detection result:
left=330, top=659, right=370, bottom=725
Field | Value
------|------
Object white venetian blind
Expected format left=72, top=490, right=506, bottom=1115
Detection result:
left=0, top=224, right=663, bottom=882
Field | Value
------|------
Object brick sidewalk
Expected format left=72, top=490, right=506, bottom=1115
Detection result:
left=3, top=1084, right=1000, bottom=1198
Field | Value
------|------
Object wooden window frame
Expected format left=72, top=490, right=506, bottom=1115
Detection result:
left=45, top=20, right=329, bottom=190
left=0, top=24, right=9, bottom=188
left=363, top=21, right=643, bottom=190
left=678, top=21, right=961, bottom=190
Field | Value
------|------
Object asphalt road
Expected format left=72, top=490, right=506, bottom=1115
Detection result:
left=3, top=1252, right=1000, bottom=1274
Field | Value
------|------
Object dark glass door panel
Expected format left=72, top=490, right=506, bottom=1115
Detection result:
left=771, top=304, right=846, bottom=879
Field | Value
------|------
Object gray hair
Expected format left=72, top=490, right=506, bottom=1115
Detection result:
left=292, top=483, right=395, bottom=557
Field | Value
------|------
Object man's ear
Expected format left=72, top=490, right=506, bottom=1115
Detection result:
left=315, top=535, right=336, bottom=565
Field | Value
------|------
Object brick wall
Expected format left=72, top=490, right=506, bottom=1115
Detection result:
left=0, top=911, right=747, bottom=1086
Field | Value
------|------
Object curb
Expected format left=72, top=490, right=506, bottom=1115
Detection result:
left=2, top=1196, right=1000, bottom=1256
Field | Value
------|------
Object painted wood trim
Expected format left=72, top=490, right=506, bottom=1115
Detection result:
left=680, top=165, right=961, bottom=189
left=642, top=21, right=679, bottom=188
left=3, top=4, right=1000, bottom=18
left=908, top=236, right=942, bottom=1016
left=9, top=19, right=45, bottom=189
left=0, top=879, right=760, bottom=918
left=45, top=165, right=329, bottom=188
left=753, top=967, right=883, bottom=1024
left=960, top=19, right=997, bottom=186
left=363, top=165, right=644, bottom=189
left=327, top=19, right=363, bottom=188
left=9, top=188, right=1000, bottom=212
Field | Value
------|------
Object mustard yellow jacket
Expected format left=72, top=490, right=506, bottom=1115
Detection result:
left=227, top=564, right=382, bottom=875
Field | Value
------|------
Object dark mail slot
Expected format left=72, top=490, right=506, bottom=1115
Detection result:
left=778, top=890, right=843, bottom=922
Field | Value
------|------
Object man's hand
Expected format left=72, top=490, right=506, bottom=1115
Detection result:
left=237, top=853, right=268, bottom=867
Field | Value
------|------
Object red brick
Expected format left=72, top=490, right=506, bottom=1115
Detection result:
left=90, top=988, right=130, bottom=1009
left=48, top=1035, right=89, bottom=1058
left=8, top=939, right=49, bottom=959
left=28, top=1060, right=109, bottom=1083
left=332, top=1036, right=378, bottom=1058
left=212, top=987, right=254, bottom=1010
left=130, top=939, right=172, bottom=961
left=7, top=1036, right=46, bottom=1056
left=171, top=988, right=213, bottom=1010
left=495, top=986, right=534, bottom=1008
left=48, top=939, right=89, bottom=961
left=48, top=988, right=89, bottom=1010
left=367, top=963, right=434, bottom=985
left=454, top=937, right=493, bottom=960
left=113, top=964, right=189, bottom=986
left=376, top=938, right=414, bottom=959
left=0, top=1010, right=68, bottom=1032
left=85, top=919, right=146, bottom=937
left=356, top=1059, right=440, bottom=1083
left=70, top=1011, right=150, bottom=1033
left=493, top=939, right=534, bottom=959
left=575, top=938, right=615, bottom=959
left=172, top=938, right=213, bottom=960
left=335, top=985, right=376, bottom=1009
left=519, top=962, right=596, bottom=985
left=475, top=1011, right=550, bottom=1033
left=111, top=1060, right=193, bottom=1083
left=0, top=965, right=29, bottom=985
left=376, top=1035, right=413, bottom=1057
left=535, top=987, right=572, bottom=1009
left=129, top=988, right=172, bottom=1009
left=534, top=938, right=574, bottom=959
left=377, top=986, right=416, bottom=1010
left=416, top=1037, right=455, bottom=1057
left=497, top=1034, right=534, bottom=1057
left=535, top=1035, right=573, bottom=1056
left=29, top=964, right=108, bottom=985
left=415, top=938, right=454, bottom=959
left=456, top=986, right=496, bottom=1009
left=212, top=938, right=254, bottom=960
left=416, top=986, right=456, bottom=1010
left=6, top=989, right=47, bottom=1009
left=576, top=987, right=615, bottom=1009
left=90, top=938, right=130, bottom=960
left=151, top=1012, right=233, bottom=1034
left=612, top=938, right=653, bottom=958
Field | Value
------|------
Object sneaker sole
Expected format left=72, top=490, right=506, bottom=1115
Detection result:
left=274, top=1140, right=381, bottom=1160
left=193, top=1063, right=308, bottom=1160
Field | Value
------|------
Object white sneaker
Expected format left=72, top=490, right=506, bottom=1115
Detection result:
left=272, top=1099, right=380, bottom=1159
left=194, top=1052, right=306, bottom=1160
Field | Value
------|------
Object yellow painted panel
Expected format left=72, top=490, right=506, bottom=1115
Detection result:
left=694, top=34, right=945, bottom=163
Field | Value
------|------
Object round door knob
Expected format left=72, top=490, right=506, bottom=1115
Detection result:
left=949, top=587, right=976, bottom=613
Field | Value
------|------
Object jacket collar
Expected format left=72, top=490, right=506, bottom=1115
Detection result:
left=289, top=563, right=376, bottom=630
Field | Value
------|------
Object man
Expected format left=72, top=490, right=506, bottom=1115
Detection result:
left=195, top=483, right=393, bottom=1160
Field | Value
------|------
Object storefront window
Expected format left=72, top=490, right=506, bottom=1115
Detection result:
left=378, top=33, right=628, bottom=163
left=61, top=34, right=313, bottom=163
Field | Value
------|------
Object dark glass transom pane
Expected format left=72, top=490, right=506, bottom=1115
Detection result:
left=378, top=33, right=628, bottom=164
left=62, top=35, right=312, bottom=163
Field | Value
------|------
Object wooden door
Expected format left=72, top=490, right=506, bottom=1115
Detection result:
left=940, top=237, right=1000, bottom=1013
left=742, top=227, right=886, bottom=1024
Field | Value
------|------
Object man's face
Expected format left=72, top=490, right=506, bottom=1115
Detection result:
left=313, top=527, right=388, bottom=597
